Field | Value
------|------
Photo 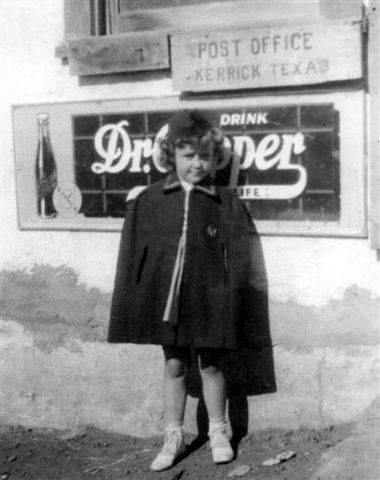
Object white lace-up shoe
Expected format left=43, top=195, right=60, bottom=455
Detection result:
left=150, top=429, right=186, bottom=471
left=209, top=423, right=234, bottom=464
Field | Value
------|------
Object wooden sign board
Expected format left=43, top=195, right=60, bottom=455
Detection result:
left=171, top=22, right=362, bottom=91
left=68, top=33, right=169, bottom=76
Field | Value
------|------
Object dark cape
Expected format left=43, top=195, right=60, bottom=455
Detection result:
left=108, top=174, right=276, bottom=396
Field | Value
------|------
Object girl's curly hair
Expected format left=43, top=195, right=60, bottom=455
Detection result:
left=156, top=126, right=227, bottom=171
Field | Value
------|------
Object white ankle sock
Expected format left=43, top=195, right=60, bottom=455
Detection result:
left=166, top=421, right=184, bottom=433
left=209, top=417, right=226, bottom=430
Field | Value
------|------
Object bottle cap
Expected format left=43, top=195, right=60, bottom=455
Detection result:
left=37, top=113, right=49, bottom=124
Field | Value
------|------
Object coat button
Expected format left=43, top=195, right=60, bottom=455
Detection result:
left=206, top=223, right=218, bottom=239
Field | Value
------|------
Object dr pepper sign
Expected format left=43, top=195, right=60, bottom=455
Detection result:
left=171, top=23, right=362, bottom=91
left=92, top=107, right=307, bottom=200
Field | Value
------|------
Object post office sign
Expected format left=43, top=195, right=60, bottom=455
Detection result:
left=171, top=22, right=362, bottom=91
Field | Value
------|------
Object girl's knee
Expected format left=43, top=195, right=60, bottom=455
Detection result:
left=200, top=364, right=222, bottom=377
left=165, top=358, right=188, bottom=378
left=198, top=349, right=224, bottom=376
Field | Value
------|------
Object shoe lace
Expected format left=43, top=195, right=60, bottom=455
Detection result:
left=162, top=430, right=182, bottom=455
left=209, top=423, right=229, bottom=448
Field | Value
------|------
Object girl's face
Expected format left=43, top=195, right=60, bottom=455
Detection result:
left=174, top=142, right=214, bottom=184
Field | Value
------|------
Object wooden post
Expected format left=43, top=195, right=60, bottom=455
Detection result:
left=368, top=0, right=380, bottom=249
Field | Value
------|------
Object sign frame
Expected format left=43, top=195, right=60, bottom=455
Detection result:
left=12, top=91, right=366, bottom=237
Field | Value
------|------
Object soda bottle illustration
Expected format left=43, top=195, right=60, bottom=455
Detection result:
left=35, top=113, right=57, bottom=218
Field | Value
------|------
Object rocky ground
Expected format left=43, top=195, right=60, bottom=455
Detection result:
left=0, top=422, right=355, bottom=480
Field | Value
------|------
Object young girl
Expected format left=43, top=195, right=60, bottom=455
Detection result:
left=108, top=109, right=266, bottom=471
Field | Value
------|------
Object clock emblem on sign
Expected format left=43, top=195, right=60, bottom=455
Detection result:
left=53, top=182, right=82, bottom=218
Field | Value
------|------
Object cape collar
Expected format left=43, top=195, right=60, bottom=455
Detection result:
left=162, top=172, right=218, bottom=197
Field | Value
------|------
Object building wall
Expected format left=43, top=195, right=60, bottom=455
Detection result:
left=1, top=0, right=379, bottom=437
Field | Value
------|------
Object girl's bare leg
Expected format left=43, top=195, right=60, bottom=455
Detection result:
left=199, top=364, right=226, bottom=422
left=199, top=362, right=234, bottom=463
left=151, top=358, right=187, bottom=471
left=164, top=358, right=188, bottom=427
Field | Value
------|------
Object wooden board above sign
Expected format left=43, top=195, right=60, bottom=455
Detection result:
left=68, top=33, right=169, bottom=76
left=171, top=22, right=362, bottom=92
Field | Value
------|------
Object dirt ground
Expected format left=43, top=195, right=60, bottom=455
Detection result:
left=0, top=422, right=354, bottom=480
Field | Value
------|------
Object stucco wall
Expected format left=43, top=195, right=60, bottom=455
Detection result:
left=1, top=0, right=379, bottom=437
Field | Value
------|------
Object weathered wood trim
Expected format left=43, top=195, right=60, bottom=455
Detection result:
left=64, top=0, right=93, bottom=38
left=115, top=1, right=363, bottom=34
left=67, top=33, right=170, bottom=75
left=55, top=43, right=69, bottom=59
left=106, top=0, right=120, bottom=35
